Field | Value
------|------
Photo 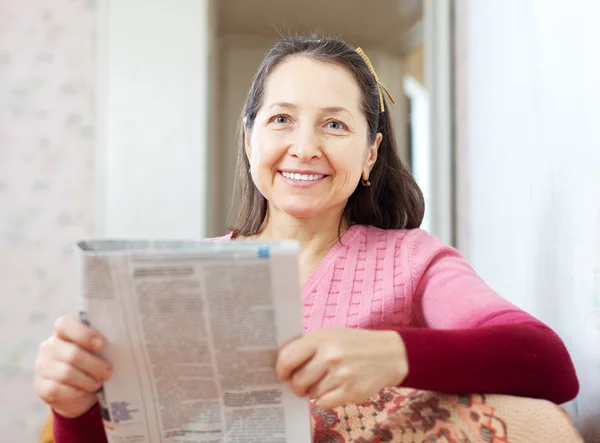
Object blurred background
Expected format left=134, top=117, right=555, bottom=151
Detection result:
left=1, top=0, right=599, bottom=441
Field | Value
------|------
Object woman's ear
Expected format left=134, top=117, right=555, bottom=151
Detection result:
left=364, top=132, right=382, bottom=174
left=243, top=117, right=251, bottom=160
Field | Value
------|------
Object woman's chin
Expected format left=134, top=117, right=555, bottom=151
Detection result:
left=281, top=207, right=321, bottom=219
left=269, top=195, right=346, bottom=221
left=274, top=201, right=325, bottom=219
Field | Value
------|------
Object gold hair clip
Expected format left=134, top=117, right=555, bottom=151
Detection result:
left=356, top=47, right=396, bottom=112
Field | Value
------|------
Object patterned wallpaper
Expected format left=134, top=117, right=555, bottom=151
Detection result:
left=0, top=1, right=96, bottom=440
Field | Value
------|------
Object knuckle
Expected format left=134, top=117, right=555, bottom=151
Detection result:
left=278, top=348, right=292, bottom=367
left=319, top=395, right=340, bottom=410
left=335, top=366, right=355, bottom=384
left=40, top=381, right=60, bottom=404
left=38, top=337, right=52, bottom=353
left=276, top=353, right=292, bottom=375
left=84, top=379, right=100, bottom=393
left=75, top=388, right=90, bottom=400
left=276, top=353, right=287, bottom=370
left=33, top=355, right=45, bottom=373
left=56, top=364, right=76, bottom=383
left=323, top=347, right=344, bottom=365
left=54, top=315, right=70, bottom=331
left=63, top=345, right=80, bottom=365
left=291, top=377, right=307, bottom=395
left=47, top=383, right=62, bottom=402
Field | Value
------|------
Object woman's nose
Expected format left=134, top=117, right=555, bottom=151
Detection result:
left=288, top=127, right=322, bottom=160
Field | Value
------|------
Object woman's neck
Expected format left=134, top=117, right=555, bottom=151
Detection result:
left=258, top=208, right=345, bottom=252
left=253, top=207, right=348, bottom=284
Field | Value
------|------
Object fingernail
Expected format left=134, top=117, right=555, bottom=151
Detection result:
left=91, top=337, right=103, bottom=350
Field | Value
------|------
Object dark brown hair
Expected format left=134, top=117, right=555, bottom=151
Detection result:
left=230, top=33, right=424, bottom=235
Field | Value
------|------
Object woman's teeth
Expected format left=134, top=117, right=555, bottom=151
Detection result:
left=281, top=172, right=325, bottom=181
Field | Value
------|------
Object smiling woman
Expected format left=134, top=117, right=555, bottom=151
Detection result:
left=233, top=36, right=424, bottom=240
left=243, top=57, right=384, bottom=225
left=36, top=34, right=579, bottom=443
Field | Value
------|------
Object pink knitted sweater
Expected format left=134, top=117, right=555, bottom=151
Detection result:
left=53, top=225, right=578, bottom=442
left=303, top=224, right=516, bottom=332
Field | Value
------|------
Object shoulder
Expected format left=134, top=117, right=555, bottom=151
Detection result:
left=355, top=225, right=464, bottom=276
left=355, top=224, right=449, bottom=254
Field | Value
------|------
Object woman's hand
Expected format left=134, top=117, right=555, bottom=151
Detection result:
left=34, top=315, right=113, bottom=418
left=276, top=327, right=408, bottom=409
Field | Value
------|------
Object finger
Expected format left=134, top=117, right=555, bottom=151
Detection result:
left=279, top=334, right=303, bottom=349
left=34, top=374, right=91, bottom=406
left=55, top=315, right=105, bottom=352
left=276, top=337, right=317, bottom=382
left=307, top=370, right=344, bottom=401
left=289, top=356, right=329, bottom=397
left=50, top=337, right=112, bottom=383
left=37, top=359, right=103, bottom=393
left=314, top=386, right=347, bottom=410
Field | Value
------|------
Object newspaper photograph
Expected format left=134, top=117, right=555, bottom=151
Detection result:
left=75, top=239, right=312, bottom=443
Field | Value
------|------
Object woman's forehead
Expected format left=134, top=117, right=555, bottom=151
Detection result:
left=261, top=56, right=363, bottom=113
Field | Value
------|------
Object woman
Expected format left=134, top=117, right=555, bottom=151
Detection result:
left=34, top=34, right=579, bottom=442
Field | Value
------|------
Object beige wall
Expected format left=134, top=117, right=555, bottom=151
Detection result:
left=209, top=34, right=274, bottom=236
left=405, top=44, right=424, bottom=85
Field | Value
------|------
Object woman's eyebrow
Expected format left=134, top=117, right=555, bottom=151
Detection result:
left=320, top=106, right=351, bottom=114
left=267, top=102, right=297, bottom=110
left=267, top=102, right=352, bottom=115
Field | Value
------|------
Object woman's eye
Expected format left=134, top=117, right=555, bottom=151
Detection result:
left=327, top=121, right=345, bottom=130
left=274, top=116, right=289, bottom=124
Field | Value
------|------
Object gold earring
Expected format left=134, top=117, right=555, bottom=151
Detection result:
left=361, top=178, right=371, bottom=187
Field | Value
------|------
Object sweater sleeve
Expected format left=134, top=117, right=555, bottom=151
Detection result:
left=396, top=229, right=579, bottom=404
left=53, top=404, right=108, bottom=443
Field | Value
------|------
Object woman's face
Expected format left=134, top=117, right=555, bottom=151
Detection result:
left=246, top=56, right=382, bottom=221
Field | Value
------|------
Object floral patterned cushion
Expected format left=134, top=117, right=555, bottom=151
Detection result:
left=311, top=388, right=582, bottom=442
left=41, top=388, right=583, bottom=443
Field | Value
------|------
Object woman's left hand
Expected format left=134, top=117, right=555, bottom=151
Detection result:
left=275, top=327, right=408, bottom=409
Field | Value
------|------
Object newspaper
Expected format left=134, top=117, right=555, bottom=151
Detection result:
left=75, top=239, right=312, bottom=443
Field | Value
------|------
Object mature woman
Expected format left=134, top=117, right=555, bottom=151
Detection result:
left=34, top=34, right=578, bottom=442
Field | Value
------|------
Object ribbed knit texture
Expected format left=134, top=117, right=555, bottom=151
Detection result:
left=303, top=225, right=408, bottom=332
left=302, top=224, right=522, bottom=332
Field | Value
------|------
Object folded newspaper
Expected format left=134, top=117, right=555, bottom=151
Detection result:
left=76, top=239, right=312, bottom=443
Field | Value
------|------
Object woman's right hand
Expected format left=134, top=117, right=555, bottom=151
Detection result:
left=34, top=315, right=113, bottom=418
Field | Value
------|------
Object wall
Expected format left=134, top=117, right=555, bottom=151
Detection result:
left=455, top=1, right=600, bottom=440
left=404, top=45, right=424, bottom=87
left=99, top=0, right=212, bottom=239
left=0, top=1, right=213, bottom=440
left=210, top=33, right=273, bottom=237
left=0, top=1, right=96, bottom=440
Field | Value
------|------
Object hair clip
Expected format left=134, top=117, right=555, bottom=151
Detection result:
left=356, top=47, right=396, bottom=112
